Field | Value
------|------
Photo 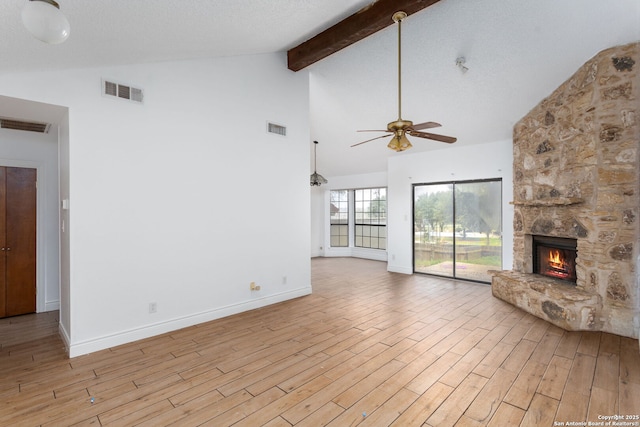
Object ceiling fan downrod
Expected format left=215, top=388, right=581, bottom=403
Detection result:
left=393, top=11, right=407, bottom=121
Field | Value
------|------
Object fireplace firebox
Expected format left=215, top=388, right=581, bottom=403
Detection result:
left=532, top=236, right=577, bottom=284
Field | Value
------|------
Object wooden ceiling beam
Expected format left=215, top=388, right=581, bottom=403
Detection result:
left=287, top=0, right=441, bottom=72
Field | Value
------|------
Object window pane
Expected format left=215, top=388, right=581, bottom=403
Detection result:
left=354, top=187, right=387, bottom=249
left=379, top=238, right=386, bottom=250
left=330, top=191, right=349, bottom=247
left=413, top=184, right=454, bottom=278
left=454, top=181, right=502, bottom=282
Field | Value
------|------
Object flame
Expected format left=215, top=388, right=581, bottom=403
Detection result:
left=548, top=250, right=564, bottom=267
left=546, top=249, right=570, bottom=279
left=540, top=246, right=575, bottom=282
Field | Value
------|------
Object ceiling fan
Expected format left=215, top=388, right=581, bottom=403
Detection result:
left=351, top=11, right=456, bottom=152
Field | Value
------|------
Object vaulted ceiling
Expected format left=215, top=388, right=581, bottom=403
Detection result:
left=1, top=0, right=639, bottom=177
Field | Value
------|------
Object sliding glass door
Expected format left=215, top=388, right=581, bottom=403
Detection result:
left=413, top=179, right=502, bottom=283
left=414, top=183, right=455, bottom=277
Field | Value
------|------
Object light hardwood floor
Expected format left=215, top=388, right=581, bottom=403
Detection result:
left=1, top=257, right=639, bottom=426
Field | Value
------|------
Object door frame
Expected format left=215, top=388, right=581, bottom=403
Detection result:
left=0, top=159, right=49, bottom=313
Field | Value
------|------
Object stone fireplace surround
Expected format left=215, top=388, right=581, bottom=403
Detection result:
left=492, top=42, right=639, bottom=341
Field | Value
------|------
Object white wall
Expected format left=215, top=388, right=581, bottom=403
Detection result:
left=0, top=52, right=311, bottom=356
left=310, top=185, right=325, bottom=257
left=58, top=110, right=70, bottom=344
left=0, top=127, right=60, bottom=312
left=387, top=140, right=514, bottom=274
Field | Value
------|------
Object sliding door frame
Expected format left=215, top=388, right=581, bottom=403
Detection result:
left=412, top=178, right=503, bottom=284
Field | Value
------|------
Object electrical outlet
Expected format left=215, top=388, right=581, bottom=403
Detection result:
left=250, top=282, right=260, bottom=291
left=282, top=276, right=287, bottom=285
left=149, top=302, right=157, bottom=313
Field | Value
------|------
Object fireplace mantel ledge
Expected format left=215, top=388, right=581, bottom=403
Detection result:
left=490, top=270, right=591, bottom=297
left=510, top=197, right=584, bottom=207
left=491, top=270, right=602, bottom=332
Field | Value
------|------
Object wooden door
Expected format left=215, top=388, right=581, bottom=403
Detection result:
left=0, top=167, right=37, bottom=318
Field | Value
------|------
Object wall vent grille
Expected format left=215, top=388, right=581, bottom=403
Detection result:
left=0, top=117, right=51, bottom=133
left=102, top=79, right=144, bottom=104
left=267, top=122, right=287, bottom=136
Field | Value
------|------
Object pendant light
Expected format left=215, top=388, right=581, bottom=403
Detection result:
left=22, top=0, right=70, bottom=44
left=310, top=140, right=328, bottom=186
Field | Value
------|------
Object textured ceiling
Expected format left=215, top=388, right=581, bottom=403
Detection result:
left=1, top=0, right=639, bottom=177
left=0, top=0, right=372, bottom=72
left=309, top=0, right=640, bottom=176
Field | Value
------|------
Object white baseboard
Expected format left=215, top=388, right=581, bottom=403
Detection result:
left=58, top=322, right=71, bottom=357
left=67, top=287, right=312, bottom=358
left=44, top=300, right=60, bottom=312
left=351, top=248, right=387, bottom=262
left=322, top=247, right=387, bottom=262
left=387, top=264, right=413, bottom=274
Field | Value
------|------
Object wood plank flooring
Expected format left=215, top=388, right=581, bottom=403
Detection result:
left=1, top=257, right=639, bottom=426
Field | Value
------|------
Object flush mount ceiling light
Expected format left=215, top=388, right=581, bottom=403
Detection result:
left=310, top=140, right=328, bottom=187
left=22, top=0, right=70, bottom=44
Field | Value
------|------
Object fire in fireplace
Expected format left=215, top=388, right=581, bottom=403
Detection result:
left=532, top=236, right=577, bottom=284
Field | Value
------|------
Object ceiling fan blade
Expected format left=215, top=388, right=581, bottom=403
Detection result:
left=357, top=129, right=390, bottom=133
left=351, top=133, right=392, bottom=147
left=411, top=121, right=442, bottom=131
left=409, top=130, right=457, bottom=144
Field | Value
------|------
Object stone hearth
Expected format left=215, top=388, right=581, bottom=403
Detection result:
left=492, top=42, right=639, bottom=339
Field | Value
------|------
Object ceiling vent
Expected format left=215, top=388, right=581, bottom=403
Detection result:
left=0, top=117, right=51, bottom=133
left=267, top=122, right=286, bottom=136
left=102, top=79, right=144, bottom=104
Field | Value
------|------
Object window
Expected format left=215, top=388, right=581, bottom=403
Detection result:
left=330, top=190, right=349, bottom=247
left=355, top=188, right=386, bottom=249
left=413, top=179, right=502, bottom=283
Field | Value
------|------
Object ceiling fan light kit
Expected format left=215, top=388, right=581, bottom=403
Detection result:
left=352, top=11, right=456, bottom=152
left=22, top=0, right=70, bottom=44
left=388, top=133, right=412, bottom=151
left=310, top=140, right=328, bottom=186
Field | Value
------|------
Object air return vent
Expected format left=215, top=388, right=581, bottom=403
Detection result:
left=102, top=79, right=144, bottom=104
left=267, top=122, right=287, bottom=136
left=0, top=117, right=51, bottom=133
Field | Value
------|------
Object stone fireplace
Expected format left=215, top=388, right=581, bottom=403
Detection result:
left=492, top=42, right=639, bottom=340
